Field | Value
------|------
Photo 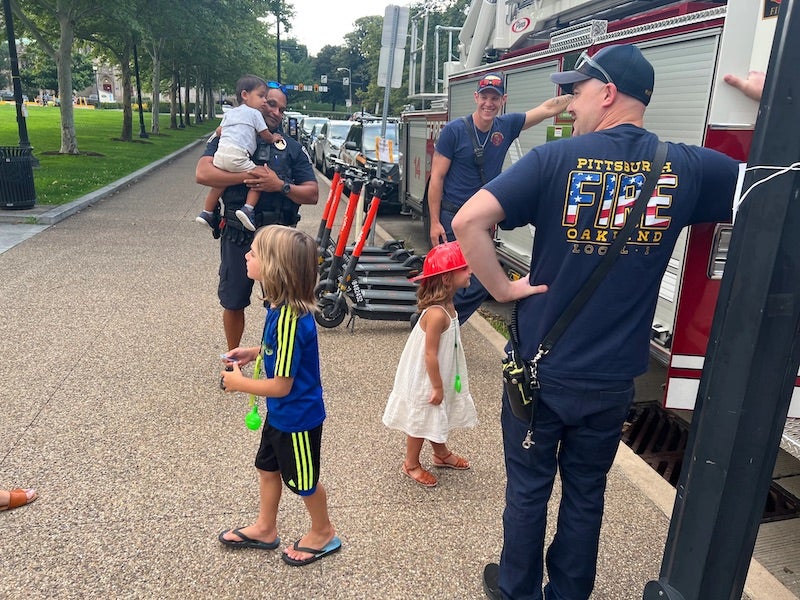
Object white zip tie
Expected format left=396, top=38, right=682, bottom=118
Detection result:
left=738, top=162, right=800, bottom=205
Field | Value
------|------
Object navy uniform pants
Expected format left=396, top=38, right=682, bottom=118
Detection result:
left=498, top=376, right=635, bottom=600
left=440, top=205, right=490, bottom=324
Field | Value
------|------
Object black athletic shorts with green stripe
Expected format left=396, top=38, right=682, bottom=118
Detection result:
left=255, top=419, right=322, bottom=497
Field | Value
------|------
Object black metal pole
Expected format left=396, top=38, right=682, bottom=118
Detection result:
left=643, top=1, right=800, bottom=598
left=2, top=0, right=34, bottom=155
left=276, top=7, right=281, bottom=83
left=132, top=43, right=149, bottom=139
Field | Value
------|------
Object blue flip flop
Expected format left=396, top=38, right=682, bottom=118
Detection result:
left=218, top=528, right=280, bottom=550
left=281, top=535, right=342, bottom=567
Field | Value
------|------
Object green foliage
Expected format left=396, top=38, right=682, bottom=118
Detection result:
left=0, top=103, right=218, bottom=205
left=4, top=0, right=473, bottom=144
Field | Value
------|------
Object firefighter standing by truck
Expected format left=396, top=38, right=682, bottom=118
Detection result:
left=427, top=74, right=570, bottom=323
left=453, top=45, right=743, bottom=600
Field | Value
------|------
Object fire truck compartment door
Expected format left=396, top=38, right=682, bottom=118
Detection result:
left=494, top=62, right=559, bottom=274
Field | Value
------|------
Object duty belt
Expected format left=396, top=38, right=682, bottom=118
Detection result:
left=440, top=200, right=462, bottom=214
left=223, top=208, right=299, bottom=229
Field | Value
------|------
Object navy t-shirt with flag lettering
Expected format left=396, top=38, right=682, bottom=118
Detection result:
left=485, top=124, right=738, bottom=380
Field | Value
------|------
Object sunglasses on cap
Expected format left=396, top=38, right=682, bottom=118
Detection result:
left=266, top=80, right=288, bottom=95
left=574, top=51, right=615, bottom=86
left=478, top=76, right=503, bottom=89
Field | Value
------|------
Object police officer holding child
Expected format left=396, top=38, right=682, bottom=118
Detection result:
left=196, top=81, right=319, bottom=350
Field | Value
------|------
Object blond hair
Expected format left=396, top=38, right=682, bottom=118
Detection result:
left=252, top=225, right=318, bottom=314
left=416, top=271, right=458, bottom=311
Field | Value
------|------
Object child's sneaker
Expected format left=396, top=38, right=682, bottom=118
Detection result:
left=195, top=210, right=222, bottom=239
left=235, top=205, right=257, bottom=231
left=196, top=210, right=217, bottom=229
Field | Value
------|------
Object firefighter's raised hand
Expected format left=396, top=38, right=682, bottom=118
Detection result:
left=523, top=94, right=573, bottom=129
left=723, top=71, right=765, bottom=102
left=542, top=94, right=573, bottom=114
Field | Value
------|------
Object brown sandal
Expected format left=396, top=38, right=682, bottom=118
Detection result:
left=401, top=463, right=438, bottom=487
left=0, top=488, right=38, bottom=511
left=432, top=451, right=470, bottom=470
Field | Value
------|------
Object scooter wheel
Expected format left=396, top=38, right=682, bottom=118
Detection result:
left=390, top=249, right=412, bottom=262
left=315, top=280, right=335, bottom=300
left=315, top=297, right=347, bottom=328
left=403, top=255, right=424, bottom=271
left=382, top=240, right=404, bottom=251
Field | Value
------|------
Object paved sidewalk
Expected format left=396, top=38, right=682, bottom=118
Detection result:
left=0, top=148, right=793, bottom=599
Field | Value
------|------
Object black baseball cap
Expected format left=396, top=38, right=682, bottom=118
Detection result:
left=550, top=44, right=654, bottom=106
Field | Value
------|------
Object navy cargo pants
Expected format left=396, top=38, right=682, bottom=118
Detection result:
left=498, top=376, right=635, bottom=600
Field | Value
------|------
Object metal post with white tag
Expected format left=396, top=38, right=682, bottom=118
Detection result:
left=370, top=4, right=409, bottom=245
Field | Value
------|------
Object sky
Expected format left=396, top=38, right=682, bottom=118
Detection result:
left=288, top=0, right=411, bottom=56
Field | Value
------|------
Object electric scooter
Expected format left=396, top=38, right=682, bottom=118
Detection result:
left=317, top=164, right=406, bottom=268
left=316, top=179, right=420, bottom=329
left=317, top=168, right=422, bottom=292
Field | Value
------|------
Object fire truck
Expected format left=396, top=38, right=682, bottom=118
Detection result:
left=398, top=0, right=800, bottom=450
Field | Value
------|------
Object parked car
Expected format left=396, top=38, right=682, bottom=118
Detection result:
left=282, top=110, right=306, bottom=138
left=0, top=90, right=28, bottom=102
left=337, top=119, right=402, bottom=211
left=313, top=119, right=353, bottom=178
left=299, top=116, right=328, bottom=155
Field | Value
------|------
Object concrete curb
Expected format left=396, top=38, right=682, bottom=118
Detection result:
left=0, top=136, right=209, bottom=226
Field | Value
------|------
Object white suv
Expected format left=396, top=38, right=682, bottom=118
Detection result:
left=313, top=120, right=353, bottom=178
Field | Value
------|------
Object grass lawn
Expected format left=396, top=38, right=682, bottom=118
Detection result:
left=0, top=103, right=219, bottom=205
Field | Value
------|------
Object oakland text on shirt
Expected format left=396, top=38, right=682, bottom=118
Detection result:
left=563, top=155, right=676, bottom=256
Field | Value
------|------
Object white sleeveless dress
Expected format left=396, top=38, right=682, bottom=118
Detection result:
left=383, top=306, right=478, bottom=443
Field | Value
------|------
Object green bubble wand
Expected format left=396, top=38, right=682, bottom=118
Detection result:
left=245, top=353, right=263, bottom=430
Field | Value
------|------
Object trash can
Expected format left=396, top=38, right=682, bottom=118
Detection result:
left=0, top=146, right=37, bottom=210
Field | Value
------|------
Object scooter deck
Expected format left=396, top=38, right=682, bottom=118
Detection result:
left=342, top=254, right=408, bottom=264
left=354, top=263, right=418, bottom=276
left=357, top=276, right=418, bottom=290
left=351, top=303, right=418, bottom=321
left=358, top=289, right=418, bottom=304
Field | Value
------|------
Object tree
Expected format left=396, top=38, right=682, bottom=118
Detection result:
left=10, top=0, right=105, bottom=153
left=76, top=3, right=141, bottom=142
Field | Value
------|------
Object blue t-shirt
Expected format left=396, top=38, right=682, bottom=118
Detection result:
left=435, top=112, right=526, bottom=206
left=260, top=304, right=325, bottom=432
left=486, top=124, right=738, bottom=380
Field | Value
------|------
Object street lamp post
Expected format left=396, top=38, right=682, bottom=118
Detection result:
left=337, top=67, right=351, bottom=109
left=92, top=65, right=99, bottom=105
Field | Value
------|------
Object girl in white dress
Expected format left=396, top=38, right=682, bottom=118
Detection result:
left=383, top=241, right=478, bottom=487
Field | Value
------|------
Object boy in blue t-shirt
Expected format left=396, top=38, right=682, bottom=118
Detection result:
left=218, top=225, right=340, bottom=567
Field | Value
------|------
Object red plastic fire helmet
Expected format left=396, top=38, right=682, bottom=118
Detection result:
left=412, top=241, right=468, bottom=282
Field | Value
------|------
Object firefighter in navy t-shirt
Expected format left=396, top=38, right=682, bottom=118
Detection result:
left=427, top=74, right=571, bottom=323
left=453, top=45, right=740, bottom=600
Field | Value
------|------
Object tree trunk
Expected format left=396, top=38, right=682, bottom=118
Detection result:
left=55, top=14, right=78, bottom=153
left=119, top=41, right=133, bottom=142
left=194, top=68, right=202, bottom=123
left=169, top=69, right=177, bottom=129
left=148, top=39, right=163, bottom=135
left=184, top=65, right=191, bottom=126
